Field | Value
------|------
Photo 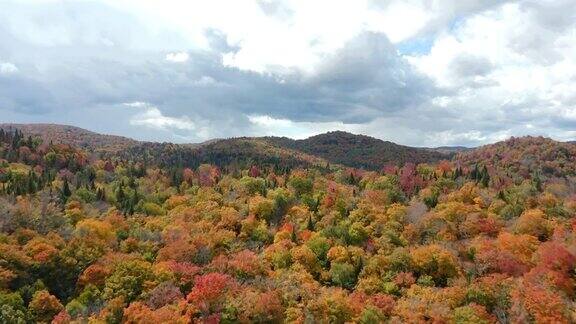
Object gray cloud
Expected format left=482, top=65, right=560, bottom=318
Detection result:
left=0, top=0, right=574, bottom=146
left=0, top=1, right=435, bottom=141
left=449, top=54, right=493, bottom=78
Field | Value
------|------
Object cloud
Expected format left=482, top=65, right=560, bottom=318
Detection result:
left=0, top=61, right=18, bottom=75
left=247, top=114, right=358, bottom=139
left=126, top=102, right=196, bottom=130
left=402, top=1, right=576, bottom=145
left=449, top=54, right=493, bottom=78
left=165, top=52, right=190, bottom=63
left=256, top=0, right=294, bottom=20
left=0, top=0, right=575, bottom=146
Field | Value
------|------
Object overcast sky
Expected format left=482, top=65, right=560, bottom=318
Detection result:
left=0, top=0, right=575, bottom=146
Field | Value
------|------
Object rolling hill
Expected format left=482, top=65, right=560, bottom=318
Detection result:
left=1, top=124, right=451, bottom=170
left=116, top=137, right=334, bottom=171
left=456, top=136, right=576, bottom=179
left=7, top=124, right=574, bottom=175
left=263, top=131, right=450, bottom=170
left=0, top=123, right=139, bottom=152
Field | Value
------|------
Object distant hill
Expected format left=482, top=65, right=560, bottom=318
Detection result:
left=117, top=138, right=333, bottom=171
left=428, top=146, right=472, bottom=155
left=0, top=123, right=139, bottom=152
left=456, top=136, right=576, bottom=179
left=0, top=124, right=453, bottom=170
left=119, top=131, right=449, bottom=172
left=263, top=131, right=450, bottom=170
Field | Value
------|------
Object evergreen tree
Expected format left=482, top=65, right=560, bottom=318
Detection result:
left=307, top=214, right=315, bottom=231
left=116, top=184, right=125, bottom=205
left=60, top=178, right=72, bottom=203
left=470, top=164, right=479, bottom=180
left=26, top=171, right=37, bottom=194
left=532, top=171, right=543, bottom=192
left=480, top=166, right=490, bottom=187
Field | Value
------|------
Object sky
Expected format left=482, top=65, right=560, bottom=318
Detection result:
left=0, top=0, right=575, bottom=147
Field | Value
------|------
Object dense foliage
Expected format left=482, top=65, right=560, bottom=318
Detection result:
left=265, top=131, right=448, bottom=170
left=114, top=138, right=329, bottom=173
left=1, top=128, right=576, bottom=323
left=0, top=124, right=137, bottom=153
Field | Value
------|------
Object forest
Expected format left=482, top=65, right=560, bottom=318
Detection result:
left=1, top=127, right=576, bottom=323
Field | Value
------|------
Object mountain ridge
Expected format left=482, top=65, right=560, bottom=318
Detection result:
left=262, top=131, right=450, bottom=170
left=0, top=123, right=139, bottom=152
left=4, top=123, right=572, bottom=172
left=0, top=124, right=453, bottom=170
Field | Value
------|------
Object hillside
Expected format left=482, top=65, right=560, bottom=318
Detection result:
left=2, top=125, right=576, bottom=323
left=429, top=146, right=471, bottom=155
left=456, top=136, right=576, bottom=179
left=264, top=131, right=450, bottom=170
left=0, top=123, right=139, bottom=152
left=0, top=124, right=449, bottom=169
left=117, top=137, right=333, bottom=171
left=104, top=132, right=453, bottom=170
left=152, top=131, right=451, bottom=171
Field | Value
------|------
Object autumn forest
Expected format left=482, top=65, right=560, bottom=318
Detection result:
left=1, top=125, right=576, bottom=324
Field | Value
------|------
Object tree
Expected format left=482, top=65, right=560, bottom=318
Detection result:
left=186, top=273, right=236, bottom=316
left=330, top=262, right=357, bottom=289
left=411, top=244, right=460, bottom=286
left=28, top=290, right=63, bottom=323
left=479, top=166, right=490, bottom=187
left=289, top=176, right=313, bottom=198
left=146, top=282, right=183, bottom=310
left=103, top=260, right=154, bottom=303
left=60, top=178, right=71, bottom=203
left=0, top=292, right=27, bottom=324
left=515, top=209, right=551, bottom=240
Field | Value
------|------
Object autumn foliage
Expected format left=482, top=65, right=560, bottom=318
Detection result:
left=1, top=129, right=576, bottom=323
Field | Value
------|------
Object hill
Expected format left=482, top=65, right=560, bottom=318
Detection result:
left=0, top=124, right=450, bottom=170
left=263, top=131, right=450, bottom=170
left=2, top=124, right=576, bottom=323
left=117, top=137, right=333, bottom=171
left=140, top=131, right=451, bottom=171
left=0, top=123, right=139, bottom=152
left=456, top=136, right=576, bottom=179
left=428, top=146, right=471, bottom=155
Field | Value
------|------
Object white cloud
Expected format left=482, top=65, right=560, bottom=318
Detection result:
left=408, top=2, right=576, bottom=90
left=402, top=1, right=576, bottom=145
left=123, top=101, right=148, bottom=108
left=425, top=129, right=511, bottom=146
left=100, top=0, right=487, bottom=74
left=165, top=51, right=189, bottom=63
left=248, top=114, right=358, bottom=139
left=0, top=62, right=18, bottom=75
left=248, top=115, right=292, bottom=128
left=193, top=76, right=217, bottom=86
left=125, top=102, right=196, bottom=130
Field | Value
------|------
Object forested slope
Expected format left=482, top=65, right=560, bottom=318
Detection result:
left=1, top=127, right=576, bottom=323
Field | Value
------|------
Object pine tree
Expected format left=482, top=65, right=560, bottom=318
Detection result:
left=480, top=166, right=490, bottom=187
left=307, top=214, right=315, bottom=231
left=498, top=190, right=506, bottom=202
left=60, top=178, right=72, bottom=203
left=291, top=227, right=298, bottom=243
left=27, top=171, right=37, bottom=194
left=116, top=184, right=125, bottom=204
left=532, top=172, right=543, bottom=192
left=470, top=164, right=479, bottom=180
left=129, top=189, right=138, bottom=215
left=96, top=187, right=106, bottom=201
